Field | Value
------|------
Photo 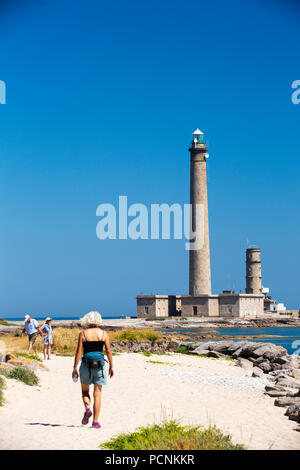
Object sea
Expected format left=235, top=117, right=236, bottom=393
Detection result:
left=3, top=316, right=133, bottom=321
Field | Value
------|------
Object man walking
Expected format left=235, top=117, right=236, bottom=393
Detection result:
left=21, top=315, right=44, bottom=355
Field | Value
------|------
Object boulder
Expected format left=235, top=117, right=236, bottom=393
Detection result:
left=257, top=361, right=272, bottom=373
left=0, top=361, right=14, bottom=371
left=291, top=369, right=300, bottom=380
left=231, top=347, right=244, bottom=359
left=265, top=384, right=299, bottom=397
left=208, top=341, right=234, bottom=354
left=227, top=341, right=250, bottom=354
left=235, top=358, right=254, bottom=370
left=284, top=405, right=300, bottom=423
left=265, top=390, right=291, bottom=398
left=275, top=377, right=300, bottom=390
left=273, top=356, right=290, bottom=365
left=252, top=367, right=264, bottom=377
left=206, top=351, right=226, bottom=359
left=192, top=349, right=210, bottom=356
left=252, top=344, right=286, bottom=360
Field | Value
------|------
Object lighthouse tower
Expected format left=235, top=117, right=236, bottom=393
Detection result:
left=189, top=129, right=212, bottom=296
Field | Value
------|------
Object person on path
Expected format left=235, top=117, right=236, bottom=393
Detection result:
left=72, top=311, right=114, bottom=429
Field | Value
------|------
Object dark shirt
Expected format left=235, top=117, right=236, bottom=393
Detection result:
left=82, top=340, right=104, bottom=355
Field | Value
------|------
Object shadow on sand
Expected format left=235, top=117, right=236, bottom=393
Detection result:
left=26, top=422, right=83, bottom=428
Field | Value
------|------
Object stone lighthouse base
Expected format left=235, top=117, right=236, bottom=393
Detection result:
left=137, top=292, right=264, bottom=319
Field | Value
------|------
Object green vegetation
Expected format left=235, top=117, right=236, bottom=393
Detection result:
left=142, top=351, right=152, bottom=357
left=0, top=318, right=16, bottom=326
left=175, top=345, right=191, bottom=355
left=114, top=329, right=161, bottom=342
left=100, top=420, right=245, bottom=450
left=1, top=327, right=163, bottom=357
left=0, top=367, right=39, bottom=386
left=0, top=376, right=6, bottom=406
left=14, top=352, right=42, bottom=362
left=146, top=360, right=178, bottom=366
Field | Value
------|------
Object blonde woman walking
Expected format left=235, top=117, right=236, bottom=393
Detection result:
left=72, top=311, right=114, bottom=429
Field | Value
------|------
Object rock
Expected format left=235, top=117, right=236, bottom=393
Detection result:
left=0, top=362, right=14, bottom=371
left=273, top=356, right=290, bottom=365
left=208, top=341, right=234, bottom=354
left=274, top=397, right=300, bottom=408
left=192, top=349, right=210, bottom=356
left=257, top=361, right=272, bottom=373
left=284, top=405, right=300, bottom=422
left=275, top=377, right=300, bottom=390
left=231, top=347, right=244, bottom=359
left=235, top=358, right=254, bottom=370
left=206, top=351, right=226, bottom=359
left=291, top=369, right=300, bottom=379
left=265, top=390, right=291, bottom=397
left=240, top=343, right=263, bottom=358
left=254, top=357, right=265, bottom=365
left=252, top=367, right=264, bottom=377
left=227, top=341, right=250, bottom=354
left=252, top=344, right=287, bottom=360
left=265, top=384, right=299, bottom=397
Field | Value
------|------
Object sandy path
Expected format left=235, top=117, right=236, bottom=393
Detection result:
left=0, top=353, right=299, bottom=450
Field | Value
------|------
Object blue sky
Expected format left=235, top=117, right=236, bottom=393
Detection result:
left=0, top=0, right=299, bottom=317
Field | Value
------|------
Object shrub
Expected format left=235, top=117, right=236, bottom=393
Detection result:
left=0, top=367, right=39, bottom=386
left=101, top=420, right=244, bottom=450
left=110, top=329, right=162, bottom=343
left=175, top=345, right=190, bottom=355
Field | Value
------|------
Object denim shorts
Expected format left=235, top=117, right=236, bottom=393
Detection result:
left=79, top=358, right=107, bottom=386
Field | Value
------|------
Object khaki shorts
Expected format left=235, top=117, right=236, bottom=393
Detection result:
left=28, top=333, right=38, bottom=344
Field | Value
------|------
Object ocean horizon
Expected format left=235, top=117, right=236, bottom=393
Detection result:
left=2, top=315, right=136, bottom=321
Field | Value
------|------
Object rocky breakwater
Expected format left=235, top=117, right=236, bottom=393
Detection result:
left=111, top=338, right=181, bottom=354
left=184, top=340, right=300, bottom=426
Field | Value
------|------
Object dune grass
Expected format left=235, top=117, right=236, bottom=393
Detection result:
left=146, top=360, right=179, bottom=366
left=14, top=352, right=42, bottom=362
left=0, top=367, right=39, bottom=386
left=100, top=420, right=244, bottom=450
left=0, top=376, right=5, bottom=406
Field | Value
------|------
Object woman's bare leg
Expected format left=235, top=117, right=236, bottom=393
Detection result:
left=47, top=344, right=51, bottom=359
left=81, top=384, right=91, bottom=409
left=93, top=385, right=102, bottom=422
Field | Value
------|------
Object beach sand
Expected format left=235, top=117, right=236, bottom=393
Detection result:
left=0, top=352, right=299, bottom=450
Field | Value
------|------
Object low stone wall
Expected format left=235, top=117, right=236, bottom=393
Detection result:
left=111, top=339, right=181, bottom=354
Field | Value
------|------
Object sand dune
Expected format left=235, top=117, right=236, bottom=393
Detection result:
left=0, top=353, right=299, bottom=450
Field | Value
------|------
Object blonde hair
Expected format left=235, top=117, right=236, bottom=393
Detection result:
left=80, top=311, right=103, bottom=328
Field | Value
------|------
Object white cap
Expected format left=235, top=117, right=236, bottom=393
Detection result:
left=45, top=317, right=52, bottom=322
left=192, top=128, right=203, bottom=136
left=24, top=315, right=30, bottom=321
